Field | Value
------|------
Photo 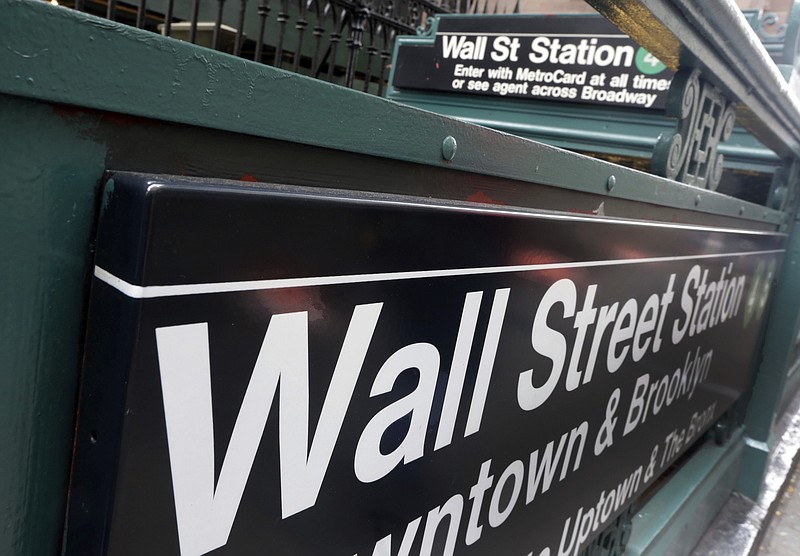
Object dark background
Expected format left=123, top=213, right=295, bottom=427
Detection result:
left=70, top=175, right=783, bottom=556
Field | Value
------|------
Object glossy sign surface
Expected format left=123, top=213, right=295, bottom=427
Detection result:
left=392, top=15, right=673, bottom=109
left=67, top=174, right=782, bottom=556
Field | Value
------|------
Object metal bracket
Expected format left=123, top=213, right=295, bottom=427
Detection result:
left=652, top=68, right=736, bottom=190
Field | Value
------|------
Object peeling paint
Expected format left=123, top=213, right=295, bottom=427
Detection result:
left=466, top=190, right=505, bottom=205
left=6, top=45, right=49, bottom=59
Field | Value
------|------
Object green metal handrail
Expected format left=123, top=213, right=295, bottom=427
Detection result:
left=587, top=0, right=800, bottom=159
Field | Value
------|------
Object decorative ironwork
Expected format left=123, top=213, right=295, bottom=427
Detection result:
left=750, top=11, right=788, bottom=42
left=466, top=0, right=518, bottom=15
left=652, top=68, right=736, bottom=191
left=741, top=8, right=797, bottom=64
left=53, top=0, right=485, bottom=93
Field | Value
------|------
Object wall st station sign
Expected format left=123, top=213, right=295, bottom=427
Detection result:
left=66, top=174, right=782, bottom=556
left=391, top=15, right=673, bottom=109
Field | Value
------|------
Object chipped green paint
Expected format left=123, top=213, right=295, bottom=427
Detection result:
left=101, top=178, right=115, bottom=212
left=0, top=95, right=106, bottom=555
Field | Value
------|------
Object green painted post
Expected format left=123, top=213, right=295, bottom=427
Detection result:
left=738, top=185, right=800, bottom=498
left=0, top=97, right=106, bottom=554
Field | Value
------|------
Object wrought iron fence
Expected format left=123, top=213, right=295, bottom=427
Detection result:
left=54, top=0, right=516, bottom=93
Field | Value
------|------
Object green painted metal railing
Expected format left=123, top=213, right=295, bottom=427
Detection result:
left=2, top=1, right=800, bottom=555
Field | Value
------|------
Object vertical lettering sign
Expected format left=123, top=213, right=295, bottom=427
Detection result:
left=391, top=15, right=673, bottom=109
left=67, top=174, right=782, bottom=556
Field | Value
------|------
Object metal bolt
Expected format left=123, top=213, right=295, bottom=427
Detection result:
left=771, top=186, right=787, bottom=210
left=695, top=194, right=701, bottom=206
left=606, top=175, right=616, bottom=191
left=441, top=136, right=457, bottom=161
left=739, top=206, right=745, bottom=215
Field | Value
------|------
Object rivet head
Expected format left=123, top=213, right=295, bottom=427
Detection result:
left=442, top=136, right=457, bottom=161
left=606, top=175, right=616, bottom=191
left=772, top=186, right=787, bottom=210
left=695, top=194, right=701, bottom=206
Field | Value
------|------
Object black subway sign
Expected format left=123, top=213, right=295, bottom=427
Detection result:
left=67, top=174, right=782, bottom=556
left=390, top=15, right=673, bottom=109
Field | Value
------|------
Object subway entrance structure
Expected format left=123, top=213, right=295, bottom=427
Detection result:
left=2, top=1, right=800, bottom=556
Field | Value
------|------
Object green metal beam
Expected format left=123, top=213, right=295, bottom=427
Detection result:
left=386, top=88, right=781, bottom=174
left=0, top=0, right=786, bottom=227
